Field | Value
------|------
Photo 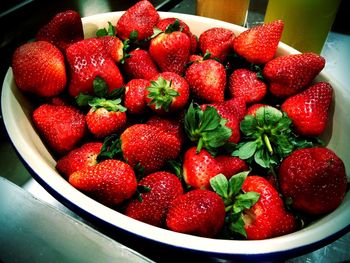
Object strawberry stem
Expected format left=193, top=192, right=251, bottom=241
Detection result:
left=263, top=134, right=273, bottom=155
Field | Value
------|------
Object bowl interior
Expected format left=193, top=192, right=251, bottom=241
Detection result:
left=2, top=11, right=350, bottom=258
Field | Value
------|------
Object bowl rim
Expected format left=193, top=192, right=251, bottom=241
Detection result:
left=2, top=11, right=350, bottom=259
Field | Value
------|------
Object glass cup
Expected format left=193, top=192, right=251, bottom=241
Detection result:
left=196, top=0, right=250, bottom=26
left=264, top=0, right=341, bottom=54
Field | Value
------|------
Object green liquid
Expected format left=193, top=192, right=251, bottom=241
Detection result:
left=264, top=0, right=341, bottom=54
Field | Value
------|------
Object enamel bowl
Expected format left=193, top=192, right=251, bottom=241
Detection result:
left=2, top=12, right=350, bottom=261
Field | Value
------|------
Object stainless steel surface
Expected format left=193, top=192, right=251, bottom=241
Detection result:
left=1, top=0, right=349, bottom=262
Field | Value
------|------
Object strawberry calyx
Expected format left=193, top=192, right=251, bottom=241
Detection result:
left=88, top=98, right=126, bottom=113
left=210, top=172, right=260, bottom=238
left=96, top=21, right=116, bottom=37
left=146, top=76, right=179, bottom=112
left=232, top=106, right=320, bottom=169
left=184, top=102, right=232, bottom=156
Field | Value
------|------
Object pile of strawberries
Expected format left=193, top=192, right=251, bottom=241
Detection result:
left=11, top=0, right=348, bottom=240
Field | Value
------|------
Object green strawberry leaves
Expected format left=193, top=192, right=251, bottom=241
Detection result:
left=76, top=76, right=125, bottom=111
left=146, top=77, right=179, bottom=112
left=232, top=106, right=320, bottom=169
left=184, top=102, right=232, bottom=156
left=210, top=172, right=260, bottom=238
left=96, top=22, right=116, bottom=37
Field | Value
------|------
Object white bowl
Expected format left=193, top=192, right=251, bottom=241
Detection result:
left=2, top=11, right=350, bottom=261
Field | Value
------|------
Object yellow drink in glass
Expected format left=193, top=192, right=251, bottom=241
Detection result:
left=196, top=0, right=250, bottom=26
left=264, top=0, right=341, bottom=54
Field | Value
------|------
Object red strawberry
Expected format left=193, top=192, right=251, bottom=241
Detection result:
left=183, top=147, right=248, bottom=190
left=146, top=114, right=185, bottom=145
left=281, top=82, right=332, bottom=137
left=156, top=18, right=198, bottom=54
left=125, top=171, right=183, bottom=227
left=86, top=98, right=127, bottom=138
left=69, top=159, right=137, bottom=206
left=56, top=142, right=103, bottom=178
left=279, top=147, right=347, bottom=215
left=149, top=30, right=191, bottom=74
left=32, top=104, right=87, bottom=155
left=166, top=189, right=226, bottom=238
left=185, top=59, right=226, bottom=103
left=199, top=27, right=235, bottom=62
left=121, top=49, right=159, bottom=81
left=66, top=38, right=124, bottom=97
left=263, top=53, right=325, bottom=98
left=12, top=41, right=66, bottom=97
left=145, top=72, right=190, bottom=114
left=116, top=0, right=159, bottom=41
left=124, top=79, right=150, bottom=115
left=233, top=20, right=284, bottom=64
left=242, top=175, right=297, bottom=240
left=36, top=10, right=84, bottom=51
left=229, top=69, right=267, bottom=104
left=98, top=35, right=124, bottom=63
left=121, top=124, right=181, bottom=174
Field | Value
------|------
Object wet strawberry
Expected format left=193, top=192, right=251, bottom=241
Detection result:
left=199, top=27, right=235, bottom=62
left=69, top=159, right=137, bottom=207
left=185, top=59, right=226, bottom=103
left=229, top=68, right=267, bottom=104
left=125, top=171, right=183, bottom=227
left=116, top=0, right=159, bottom=41
left=98, top=35, right=124, bottom=63
left=12, top=41, right=66, bottom=97
left=233, top=20, right=284, bottom=64
left=56, top=142, right=103, bottom=178
left=279, top=147, right=347, bottom=215
left=66, top=38, right=124, bottom=97
left=36, top=10, right=84, bottom=51
left=32, top=104, right=87, bottom=155
left=263, top=52, right=325, bottom=98
left=145, top=72, right=190, bottom=114
left=124, top=79, right=150, bottom=115
left=166, top=189, right=226, bottom=238
left=281, top=82, right=333, bottom=137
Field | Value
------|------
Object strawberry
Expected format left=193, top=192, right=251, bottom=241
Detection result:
left=121, top=49, right=159, bottom=80
left=232, top=20, right=284, bottom=64
left=229, top=69, right=267, bottom=104
left=241, top=175, right=297, bottom=239
left=263, top=53, right=325, bottom=98
left=86, top=98, right=127, bottom=138
left=56, top=142, right=103, bottom=179
left=125, top=171, right=183, bottom=227
left=36, top=10, right=84, bottom=51
left=199, top=27, right=235, bottom=62
left=69, top=159, right=137, bottom=207
left=12, top=41, right=67, bottom=97
left=149, top=29, right=191, bottom=74
left=156, top=18, right=198, bottom=54
left=183, top=147, right=248, bottom=190
left=185, top=58, right=226, bottom=103
left=32, top=104, right=87, bottom=155
left=166, top=189, right=226, bottom=238
left=279, top=147, right=347, bottom=215
left=116, top=0, right=159, bottom=41
left=124, top=79, right=150, bottom=115
left=98, top=35, right=124, bottom=63
left=281, top=82, right=333, bottom=137
left=120, top=124, right=181, bottom=174
left=145, top=72, right=190, bottom=114
left=66, top=38, right=124, bottom=97
left=146, top=114, right=185, bottom=145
